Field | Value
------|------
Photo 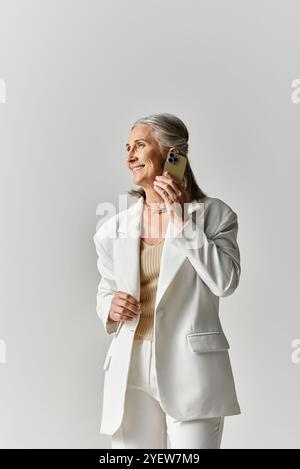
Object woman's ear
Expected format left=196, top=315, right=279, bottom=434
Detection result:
left=169, top=147, right=179, bottom=154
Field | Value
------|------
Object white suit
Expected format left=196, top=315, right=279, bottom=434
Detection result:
left=93, top=196, right=241, bottom=436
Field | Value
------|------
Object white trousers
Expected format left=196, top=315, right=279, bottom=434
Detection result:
left=111, top=339, right=224, bottom=449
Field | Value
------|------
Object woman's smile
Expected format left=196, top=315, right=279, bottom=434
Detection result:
left=132, top=164, right=145, bottom=173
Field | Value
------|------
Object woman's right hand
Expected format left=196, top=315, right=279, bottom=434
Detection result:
left=108, top=291, right=141, bottom=322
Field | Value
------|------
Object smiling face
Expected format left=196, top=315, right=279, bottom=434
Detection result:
left=125, top=124, right=170, bottom=188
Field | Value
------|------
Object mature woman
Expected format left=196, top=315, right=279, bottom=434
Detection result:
left=93, top=113, right=241, bottom=449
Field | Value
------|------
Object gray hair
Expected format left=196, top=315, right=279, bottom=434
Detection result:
left=127, top=112, right=207, bottom=203
left=132, top=112, right=189, bottom=156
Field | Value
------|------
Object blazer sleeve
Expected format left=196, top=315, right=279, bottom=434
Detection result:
left=93, top=231, right=122, bottom=336
left=170, top=207, right=241, bottom=297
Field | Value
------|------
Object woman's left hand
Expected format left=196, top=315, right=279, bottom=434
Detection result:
left=153, top=171, right=189, bottom=230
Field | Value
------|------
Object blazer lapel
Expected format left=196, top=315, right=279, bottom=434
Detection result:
left=114, top=198, right=144, bottom=308
left=115, top=197, right=197, bottom=312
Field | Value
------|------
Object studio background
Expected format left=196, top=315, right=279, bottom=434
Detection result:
left=0, top=0, right=299, bottom=448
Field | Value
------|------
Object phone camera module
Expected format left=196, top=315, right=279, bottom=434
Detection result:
left=168, top=152, right=179, bottom=165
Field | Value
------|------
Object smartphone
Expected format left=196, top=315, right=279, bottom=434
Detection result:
left=162, top=149, right=187, bottom=182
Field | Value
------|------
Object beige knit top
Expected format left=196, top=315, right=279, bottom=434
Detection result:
left=133, top=237, right=165, bottom=342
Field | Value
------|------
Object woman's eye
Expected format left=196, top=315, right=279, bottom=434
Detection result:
left=133, top=143, right=144, bottom=152
left=127, top=142, right=144, bottom=153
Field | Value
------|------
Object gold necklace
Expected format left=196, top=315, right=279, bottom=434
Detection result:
left=145, top=200, right=167, bottom=213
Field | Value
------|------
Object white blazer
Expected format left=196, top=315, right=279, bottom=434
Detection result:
left=93, top=195, right=241, bottom=436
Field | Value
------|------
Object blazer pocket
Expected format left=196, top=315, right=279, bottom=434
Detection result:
left=186, top=331, right=230, bottom=353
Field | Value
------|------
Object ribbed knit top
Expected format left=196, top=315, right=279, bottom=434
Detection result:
left=133, top=237, right=165, bottom=342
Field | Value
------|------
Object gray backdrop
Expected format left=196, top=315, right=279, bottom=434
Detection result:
left=0, top=0, right=299, bottom=449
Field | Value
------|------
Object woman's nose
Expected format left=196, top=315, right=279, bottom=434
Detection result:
left=125, top=154, right=137, bottom=167
left=127, top=151, right=138, bottom=163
